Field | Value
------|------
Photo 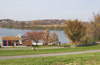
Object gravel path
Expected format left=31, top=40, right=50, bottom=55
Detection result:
left=0, top=49, right=100, bottom=60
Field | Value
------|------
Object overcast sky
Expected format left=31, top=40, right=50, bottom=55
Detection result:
left=0, top=0, right=100, bottom=21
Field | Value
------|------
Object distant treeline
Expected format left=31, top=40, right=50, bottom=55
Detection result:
left=2, top=26, right=64, bottom=30
left=0, top=19, right=66, bottom=30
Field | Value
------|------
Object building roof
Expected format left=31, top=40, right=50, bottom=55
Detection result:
left=2, top=36, right=20, bottom=40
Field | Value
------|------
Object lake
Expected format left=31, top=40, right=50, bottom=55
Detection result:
left=0, top=28, right=69, bottom=43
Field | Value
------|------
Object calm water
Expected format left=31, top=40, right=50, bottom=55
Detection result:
left=0, top=28, right=69, bottom=43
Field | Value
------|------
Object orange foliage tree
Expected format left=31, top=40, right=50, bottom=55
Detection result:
left=64, top=19, right=86, bottom=47
left=87, top=13, right=100, bottom=42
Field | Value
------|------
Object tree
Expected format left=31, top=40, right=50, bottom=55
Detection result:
left=93, top=12, right=100, bottom=23
left=21, top=22, right=25, bottom=29
left=64, top=19, right=86, bottom=47
left=42, top=29, right=49, bottom=45
left=48, top=32, right=59, bottom=45
left=25, top=31, right=44, bottom=45
left=87, top=13, right=100, bottom=42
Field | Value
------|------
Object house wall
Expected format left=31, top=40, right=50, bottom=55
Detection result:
left=0, top=42, right=2, bottom=46
left=2, top=40, right=20, bottom=46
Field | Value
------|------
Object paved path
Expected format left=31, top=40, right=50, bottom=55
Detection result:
left=0, top=50, right=100, bottom=60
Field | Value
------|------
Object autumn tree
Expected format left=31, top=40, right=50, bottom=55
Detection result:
left=93, top=13, right=100, bottom=23
left=42, top=29, right=49, bottom=45
left=21, top=22, right=25, bottom=29
left=87, top=13, right=100, bottom=42
left=48, top=32, right=59, bottom=45
left=25, top=31, right=44, bottom=45
left=64, top=19, right=86, bottom=47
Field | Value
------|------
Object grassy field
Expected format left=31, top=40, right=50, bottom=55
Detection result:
left=0, top=44, right=100, bottom=56
left=0, top=52, right=100, bottom=65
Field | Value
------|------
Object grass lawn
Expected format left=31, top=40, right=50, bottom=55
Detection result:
left=0, top=44, right=100, bottom=56
left=0, top=52, right=100, bottom=65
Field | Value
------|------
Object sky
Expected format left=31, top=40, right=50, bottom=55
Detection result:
left=0, top=0, right=100, bottom=22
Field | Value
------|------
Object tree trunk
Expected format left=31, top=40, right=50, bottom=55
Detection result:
left=54, top=41, right=55, bottom=45
left=73, top=42, right=76, bottom=47
left=43, top=41, right=45, bottom=45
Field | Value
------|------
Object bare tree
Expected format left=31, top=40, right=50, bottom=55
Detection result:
left=48, top=32, right=59, bottom=45
left=42, top=29, right=49, bottom=45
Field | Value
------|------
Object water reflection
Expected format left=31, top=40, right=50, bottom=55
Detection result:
left=0, top=28, right=69, bottom=43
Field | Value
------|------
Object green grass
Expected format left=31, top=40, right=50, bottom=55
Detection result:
left=0, top=44, right=100, bottom=56
left=0, top=52, right=100, bottom=65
